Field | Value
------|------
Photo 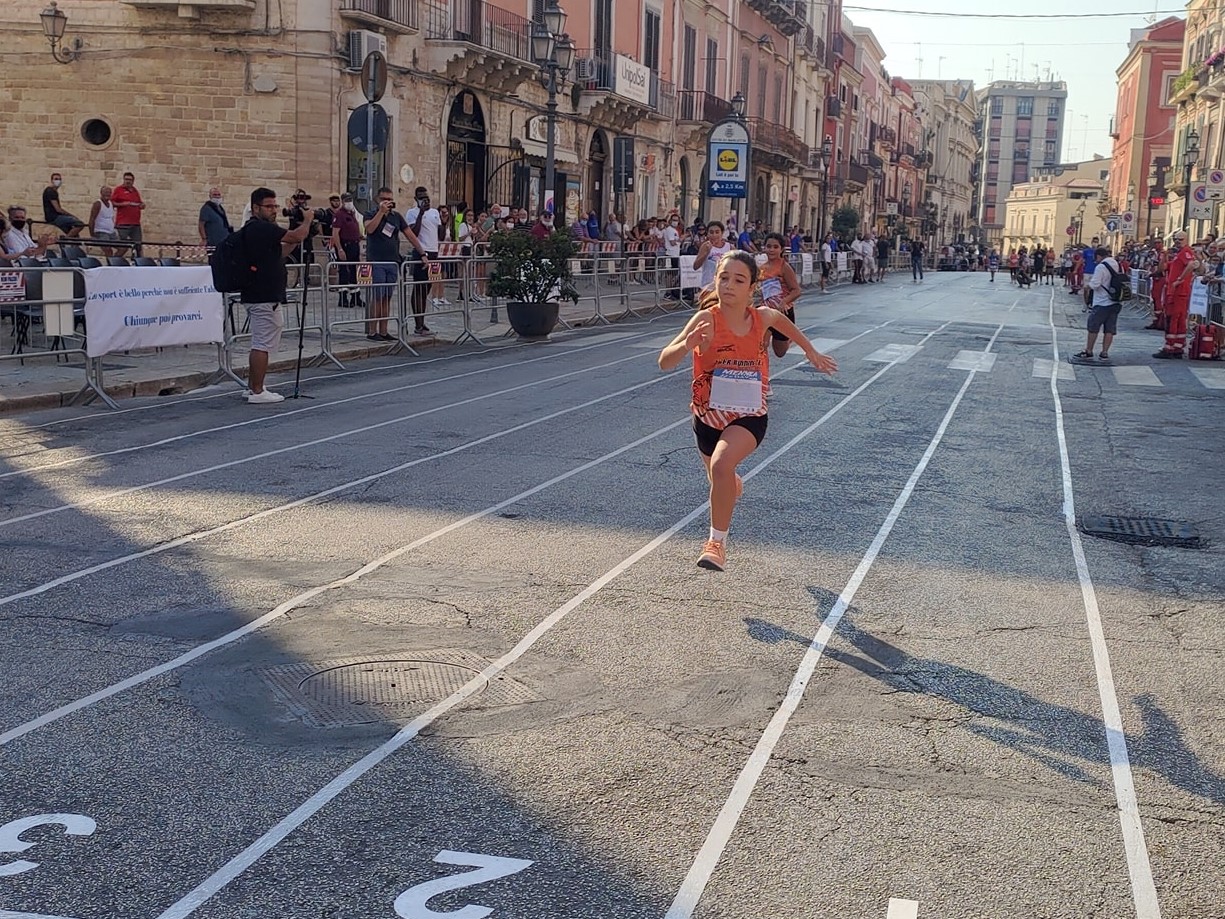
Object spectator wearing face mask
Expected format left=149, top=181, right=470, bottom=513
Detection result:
left=198, top=186, right=232, bottom=249
left=3, top=206, right=46, bottom=258
left=42, top=172, right=85, bottom=237
left=330, top=192, right=363, bottom=309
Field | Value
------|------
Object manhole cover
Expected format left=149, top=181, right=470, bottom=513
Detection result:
left=1079, top=515, right=1202, bottom=548
left=259, top=650, right=541, bottom=727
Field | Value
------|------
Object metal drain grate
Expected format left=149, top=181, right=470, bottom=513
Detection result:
left=259, top=650, right=541, bottom=727
left=1078, top=515, right=1202, bottom=548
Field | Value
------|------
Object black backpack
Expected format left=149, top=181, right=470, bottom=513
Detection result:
left=1102, top=260, right=1132, bottom=302
left=209, top=224, right=250, bottom=293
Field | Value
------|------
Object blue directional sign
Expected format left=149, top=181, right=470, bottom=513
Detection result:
left=707, top=180, right=747, bottom=198
left=707, top=119, right=751, bottom=199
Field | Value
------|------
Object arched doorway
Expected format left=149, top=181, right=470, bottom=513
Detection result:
left=588, top=131, right=608, bottom=223
left=679, top=158, right=690, bottom=223
left=446, top=91, right=487, bottom=211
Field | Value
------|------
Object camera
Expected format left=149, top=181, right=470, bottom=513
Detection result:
left=311, top=207, right=329, bottom=222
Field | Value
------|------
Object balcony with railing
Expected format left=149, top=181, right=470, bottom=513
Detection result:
left=425, top=0, right=532, bottom=60
left=676, top=90, right=733, bottom=124
left=341, top=0, right=419, bottom=32
left=744, top=0, right=805, bottom=37
left=877, top=125, right=897, bottom=149
left=846, top=160, right=870, bottom=188
left=571, top=49, right=672, bottom=129
left=747, top=117, right=808, bottom=166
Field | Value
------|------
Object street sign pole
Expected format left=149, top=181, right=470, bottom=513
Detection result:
left=360, top=51, right=388, bottom=212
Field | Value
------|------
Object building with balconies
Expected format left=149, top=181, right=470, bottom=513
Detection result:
left=1108, top=17, right=1183, bottom=242
left=911, top=80, right=977, bottom=243
left=973, top=80, right=1068, bottom=247
left=1165, top=0, right=1224, bottom=238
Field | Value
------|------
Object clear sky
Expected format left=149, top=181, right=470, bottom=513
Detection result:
left=843, top=1, right=1185, bottom=163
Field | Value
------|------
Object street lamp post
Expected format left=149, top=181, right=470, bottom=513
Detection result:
left=729, top=91, right=748, bottom=231
left=531, top=0, right=573, bottom=219
left=817, top=134, right=832, bottom=241
left=1182, top=126, right=1200, bottom=233
left=39, top=1, right=81, bottom=64
left=902, top=180, right=912, bottom=239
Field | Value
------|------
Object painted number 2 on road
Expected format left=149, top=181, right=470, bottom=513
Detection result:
left=395, top=851, right=533, bottom=919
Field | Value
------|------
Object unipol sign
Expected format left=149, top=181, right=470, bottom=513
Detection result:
left=614, top=54, right=651, bottom=106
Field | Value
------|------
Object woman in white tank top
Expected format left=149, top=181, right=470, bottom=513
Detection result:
left=694, top=221, right=734, bottom=289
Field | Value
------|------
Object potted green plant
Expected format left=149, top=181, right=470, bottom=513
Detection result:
left=486, top=229, right=580, bottom=338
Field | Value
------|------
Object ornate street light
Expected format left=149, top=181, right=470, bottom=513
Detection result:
left=532, top=0, right=571, bottom=218
left=40, top=1, right=81, bottom=64
left=817, top=134, right=833, bottom=240
left=730, top=91, right=747, bottom=120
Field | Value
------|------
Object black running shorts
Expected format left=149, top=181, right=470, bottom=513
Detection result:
left=693, top=414, right=768, bottom=457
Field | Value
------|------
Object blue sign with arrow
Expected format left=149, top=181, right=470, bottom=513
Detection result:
left=707, top=180, right=746, bottom=198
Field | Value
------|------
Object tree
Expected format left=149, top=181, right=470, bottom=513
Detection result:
left=831, top=206, right=861, bottom=243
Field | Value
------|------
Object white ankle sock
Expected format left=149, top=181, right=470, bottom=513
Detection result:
left=709, top=527, right=728, bottom=543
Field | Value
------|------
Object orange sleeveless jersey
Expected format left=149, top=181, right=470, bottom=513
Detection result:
left=757, top=258, right=785, bottom=306
left=691, top=306, right=770, bottom=429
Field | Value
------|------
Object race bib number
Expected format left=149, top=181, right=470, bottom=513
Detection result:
left=382, top=222, right=396, bottom=237
left=709, top=368, right=763, bottom=413
left=760, top=277, right=783, bottom=303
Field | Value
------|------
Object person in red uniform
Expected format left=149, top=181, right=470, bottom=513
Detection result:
left=1155, top=231, right=1197, bottom=358
left=1146, top=240, right=1167, bottom=330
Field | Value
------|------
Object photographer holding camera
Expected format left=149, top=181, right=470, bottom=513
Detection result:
left=364, top=186, right=431, bottom=342
left=284, top=188, right=320, bottom=287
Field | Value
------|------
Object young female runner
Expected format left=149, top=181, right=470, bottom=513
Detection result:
left=658, top=250, right=838, bottom=571
left=758, top=232, right=803, bottom=357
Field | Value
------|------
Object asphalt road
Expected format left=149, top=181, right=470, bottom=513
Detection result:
left=0, top=271, right=1222, bottom=919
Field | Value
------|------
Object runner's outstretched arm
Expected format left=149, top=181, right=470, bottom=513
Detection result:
left=760, top=307, right=838, bottom=374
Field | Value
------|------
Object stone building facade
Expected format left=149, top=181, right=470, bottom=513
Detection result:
left=910, top=80, right=976, bottom=245
left=0, top=0, right=835, bottom=243
left=1000, top=156, right=1109, bottom=255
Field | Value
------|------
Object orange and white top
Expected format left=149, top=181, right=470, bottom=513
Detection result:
left=691, top=306, right=769, bottom=429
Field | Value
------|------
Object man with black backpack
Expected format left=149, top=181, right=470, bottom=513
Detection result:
left=221, top=187, right=312, bottom=403
left=1074, top=245, right=1126, bottom=363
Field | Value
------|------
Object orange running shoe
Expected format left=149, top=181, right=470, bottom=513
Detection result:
left=697, top=539, right=727, bottom=571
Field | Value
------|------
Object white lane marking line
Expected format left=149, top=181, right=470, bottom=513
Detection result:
left=10, top=321, right=670, bottom=432
left=1045, top=291, right=1161, bottom=918
left=807, top=337, right=849, bottom=353
left=948, top=350, right=997, bottom=372
left=1033, top=358, right=1075, bottom=381
left=0, top=322, right=890, bottom=744
left=663, top=325, right=1001, bottom=919
left=864, top=343, right=922, bottom=363
left=1007, top=296, right=1021, bottom=312
left=0, top=328, right=673, bottom=478
left=149, top=324, right=926, bottom=919
left=0, top=367, right=670, bottom=614
left=0, top=350, right=655, bottom=529
left=1189, top=366, right=1225, bottom=389
left=1111, top=366, right=1163, bottom=387
left=886, top=899, right=920, bottom=919
left=0, top=911, right=86, bottom=919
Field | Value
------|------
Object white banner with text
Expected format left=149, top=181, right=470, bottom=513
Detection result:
left=84, top=266, right=223, bottom=358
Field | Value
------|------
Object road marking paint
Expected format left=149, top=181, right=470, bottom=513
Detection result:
left=146, top=325, right=927, bottom=919
left=947, top=350, right=997, bottom=372
left=0, top=322, right=891, bottom=743
left=0, top=349, right=658, bottom=529
left=807, top=337, right=849, bottom=354
left=7, top=322, right=672, bottom=432
left=1111, top=366, right=1162, bottom=387
left=393, top=851, right=533, bottom=919
left=864, top=343, right=922, bottom=363
left=1033, top=358, right=1075, bottom=381
left=886, top=898, right=920, bottom=919
left=0, top=814, right=96, bottom=878
left=0, top=911, right=85, bottom=919
left=0, top=328, right=674, bottom=478
left=1045, top=289, right=1161, bottom=918
left=663, top=325, right=1000, bottom=919
left=1188, top=366, right=1225, bottom=389
left=1007, top=296, right=1021, bottom=312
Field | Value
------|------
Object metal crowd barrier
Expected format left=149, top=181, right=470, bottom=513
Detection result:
left=5, top=238, right=867, bottom=412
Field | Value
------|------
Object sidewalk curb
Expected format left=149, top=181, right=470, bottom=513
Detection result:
left=0, top=337, right=445, bottom=416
